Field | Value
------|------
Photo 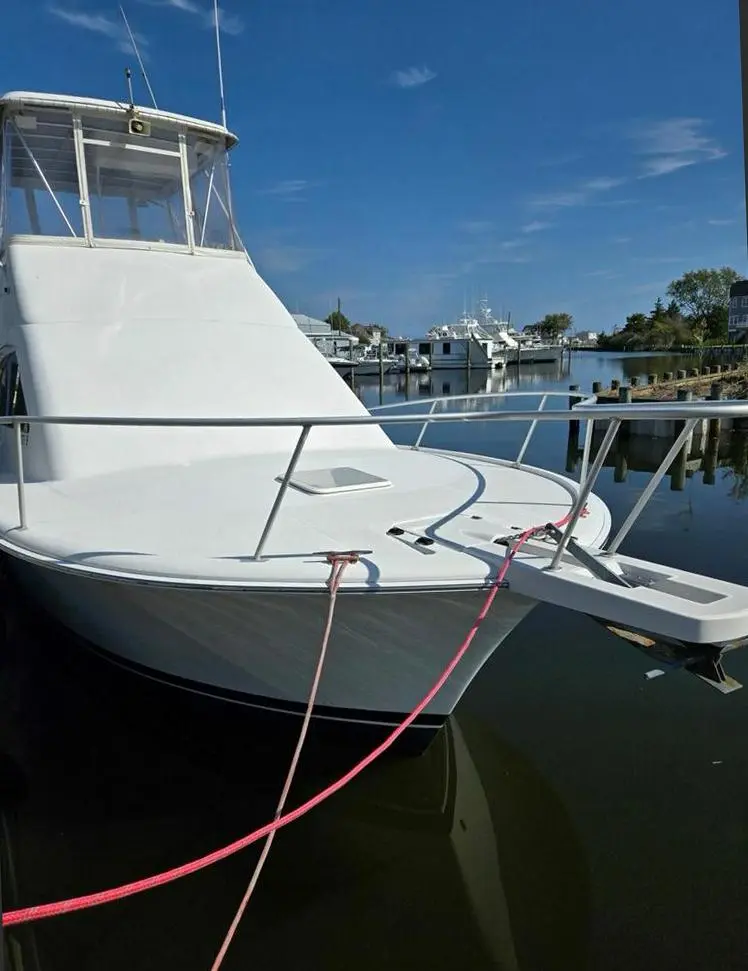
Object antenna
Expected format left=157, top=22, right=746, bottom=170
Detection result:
left=120, top=6, right=158, bottom=109
left=213, top=0, right=228, bottom=128
left=125, top=67, right=135, bottom=109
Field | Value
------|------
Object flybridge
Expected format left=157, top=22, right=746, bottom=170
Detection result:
left=0, top=92, right=242, bottom=253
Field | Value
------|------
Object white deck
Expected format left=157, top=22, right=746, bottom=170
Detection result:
left=0, top=446, right=609, bottom=590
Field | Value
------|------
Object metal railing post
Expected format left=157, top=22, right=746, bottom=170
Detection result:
left=253, top=425, right=311, bottom=560
left=14, top=420, right=26, bottom=530
left=413, top=399, right=438, bottom=449
left=549, top=418, right=621, bottom=570
left=515, top=394, right=547, bottom=465
left=605, top=418, right=699, bottom=555
left=579, top=418, right=594, bottom=484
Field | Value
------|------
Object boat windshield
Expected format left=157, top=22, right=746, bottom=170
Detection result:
left=0, top=103, right=239, bottom=252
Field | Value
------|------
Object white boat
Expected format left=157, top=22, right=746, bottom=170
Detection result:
left=323, top=354, right=359, bottom=373
left=429, top=301, right=564, bottom=367
left=391, top=350, right=431, bottom=373
left=352, top=345, right=397, bottom=376
left=2, top=91, right=748, bottom=751
left=414, top=333, right=495, bottom=369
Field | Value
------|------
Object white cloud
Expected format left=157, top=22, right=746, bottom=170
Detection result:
left=391, top=66, right=437, bottom=89
left=612, top=236, right=631, bottom=244
left=529, top=190, right=586, bottom=209
left=708, top=218, right=735, bottom=226
left=521, top=220, right=553, bottom=233
left=529, top=174, right=626, bottom=211
left=142, top=0, right=243, bottom=36
left=626, top=118, right=727, bottom=178
left=585, top=269, right=620, bottom=279
left=581, top=176, right=626, bottom=192
left=257, top=179, right=314, bottom=201
left=469, top=246, right=531, bottom=266
left=48, top=6, right=148, bottom=55
left=635, top=255, right=703, bottom=265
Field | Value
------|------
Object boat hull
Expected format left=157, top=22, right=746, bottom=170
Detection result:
left=353, top=362, right=394, bottom=375
left=10, top=559, right=535, bottom=733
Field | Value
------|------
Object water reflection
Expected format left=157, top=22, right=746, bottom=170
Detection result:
left=351, top=359, right=571, bottom=408
left=0, top=585, right=588, bottom=971
left=567, top=425, right=748, bottom=499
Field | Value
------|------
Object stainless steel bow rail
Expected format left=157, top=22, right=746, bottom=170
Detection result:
left=4, top=392, right=748, bottom=565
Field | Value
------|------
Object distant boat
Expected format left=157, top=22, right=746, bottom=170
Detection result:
left=352, top=344, right=398, bottom=375
left=429, top=300, right=563, bottom=366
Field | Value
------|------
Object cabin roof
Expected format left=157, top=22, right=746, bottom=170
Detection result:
left=0, top=91, right=238, bottom=147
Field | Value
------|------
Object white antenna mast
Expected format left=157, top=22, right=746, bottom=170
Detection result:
left=213, top=0, right=228, bottom=128
left=119, top=5, right=158, bottom=109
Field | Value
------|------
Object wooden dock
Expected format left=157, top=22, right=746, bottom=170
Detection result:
left=593, top=362, right=748, bottom=403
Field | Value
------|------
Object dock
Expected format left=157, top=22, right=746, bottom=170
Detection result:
left=593, top=362, right=748, bottom=403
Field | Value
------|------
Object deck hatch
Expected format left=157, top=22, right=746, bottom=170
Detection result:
left=286, top=466, right=392, bottom=495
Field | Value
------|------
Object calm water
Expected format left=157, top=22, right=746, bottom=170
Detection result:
left=2, top=350, right=747, bottom=970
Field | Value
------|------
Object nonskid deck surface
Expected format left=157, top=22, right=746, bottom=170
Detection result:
left=0, top=446, right=609, bottom=588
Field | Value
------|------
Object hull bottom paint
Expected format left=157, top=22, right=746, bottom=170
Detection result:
left=10, top=560, right=536, bottom=743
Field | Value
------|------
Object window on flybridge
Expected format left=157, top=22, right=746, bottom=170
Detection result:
left=2, top=108, right=84, bottom=239
left=186, top=131, right=238, bottom=250
left=81, top=113, right=188, bottom=245
left=0, top=105, right=239, bottom=251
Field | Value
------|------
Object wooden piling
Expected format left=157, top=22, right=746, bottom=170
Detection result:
left=618, top=386, right=632, bottom=440
left=611, top=378, right=620, bottom=391
left=676, top=370, right=686, bottom=380
left=630, top=376, right=640, bottom=387
left=663, top=371, right=674, bottom=381
left=668, top=386, right=694, bottom=491
left=592, top=380, right=602, bottom=394
left=708, top=382, right=722, bottom=438
left=569, top=384, right=581, bottom=435
left=648, top=373, right=657, bottom=385
left=670, top=447, right=687, bottom=491
left=614, top=448, right=628, bottom=483
left=702, top=433, right=719, bottom=486
left=566, top=424, right=579, bottom=474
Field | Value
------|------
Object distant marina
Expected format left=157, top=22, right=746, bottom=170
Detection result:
left=294, top=298, right=567, bottom=374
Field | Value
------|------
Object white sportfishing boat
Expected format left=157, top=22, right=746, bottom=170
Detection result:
left=1, top=90, right=748, bottom=750
left=431, top=301, right=564, bottom=366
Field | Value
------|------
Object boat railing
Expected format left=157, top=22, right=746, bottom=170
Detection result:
left=5, top=391, right=748, bottom=563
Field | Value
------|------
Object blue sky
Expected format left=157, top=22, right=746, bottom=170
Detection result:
left=2, top=0, right=746, bottom=334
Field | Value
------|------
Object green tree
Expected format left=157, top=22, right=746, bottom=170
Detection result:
left=598, top=303, right=693, bottom=350
left=531, top=312, right=574, bottom=340
left=325, top=310, right=352, bottom=333
left=626, top=312, right=648, bottom=332
left=650, top=297, right=667, bottom=321
left=666, top=267, right=740, bottom=341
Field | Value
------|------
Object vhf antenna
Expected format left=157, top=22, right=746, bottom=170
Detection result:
left=120, top=5, right=158, bottom=109
left=125, top=67, right=135, bottom=110
left=213, top=0, right=228, bottom=128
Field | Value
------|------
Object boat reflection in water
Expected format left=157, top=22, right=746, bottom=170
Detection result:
left=0, top=593, right=588, bottom=970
